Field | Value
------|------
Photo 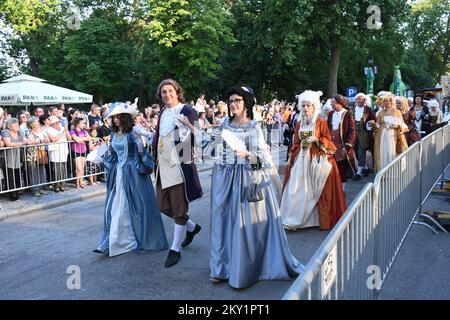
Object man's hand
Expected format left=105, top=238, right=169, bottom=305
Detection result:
left=176, top=114, right=191, bottom=127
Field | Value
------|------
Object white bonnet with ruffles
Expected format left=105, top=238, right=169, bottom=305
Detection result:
left=295, top=90, right=323, bottom=121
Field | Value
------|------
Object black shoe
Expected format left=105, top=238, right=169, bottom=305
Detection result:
left=181, top=224, right=202, bottom=248
left=352, top=173, right=362, bottom=181
left=93, top=249, right=103, bottom=253
left=9, top=195, right=20, bottom=202
left=165, top=250, right=181, bottom=268
left=363, top=169, right=370, bottom=177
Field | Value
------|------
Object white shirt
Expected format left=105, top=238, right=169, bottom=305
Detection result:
left=47, top=126, right=69, bottom=162
left=159, top=103, right=185, bottom=137
left=354, top=105, right=365, bottom=122
left=332, top=109, right=346, bottom=131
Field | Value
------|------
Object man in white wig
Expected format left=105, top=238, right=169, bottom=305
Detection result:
left=352, top=93, right=376, bottom=179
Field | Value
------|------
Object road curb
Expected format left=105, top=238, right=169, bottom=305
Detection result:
left=0, top=188, right=107, bottom=221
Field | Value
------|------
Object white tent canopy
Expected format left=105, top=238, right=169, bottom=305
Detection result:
left=0, top=74, right=93, bottom=106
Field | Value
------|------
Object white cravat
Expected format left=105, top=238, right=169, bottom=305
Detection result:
left=355, top=106, right=364, bottom=122
left=159, top=103, right=184, bottom=137
left=332, top=109, right=345, bottom=131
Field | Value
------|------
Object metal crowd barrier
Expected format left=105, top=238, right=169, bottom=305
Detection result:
left=441, top=124, right=450, bottom=188
left=283, top=122, right=450, bottom=300
left=373, top=142, right=423, bottom=284
left=283, top=183, right=376, bottom=300
left=0, top=140, right=105, bottom=197
left=421, top=127, right=445, bottom=204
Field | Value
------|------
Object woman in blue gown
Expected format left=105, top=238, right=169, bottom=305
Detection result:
left=95, top=103, right=168, bottom=256
left=180, top=86, right=303, bottom=288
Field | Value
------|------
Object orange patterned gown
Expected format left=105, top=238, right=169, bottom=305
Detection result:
left=281, top=118, right=347, bottom=230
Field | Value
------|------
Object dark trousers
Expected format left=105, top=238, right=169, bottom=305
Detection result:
left=6, top=167, right=22, bottom=198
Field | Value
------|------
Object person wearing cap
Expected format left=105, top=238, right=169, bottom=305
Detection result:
left=179, top=85, right=303, bottom=288
left=423, top=99, right=446, bottom=134
left=407, top=97, right=413, bottom=109
left=327, top=94, right=357, bottom=191
left=47, top=115, right=71, bottom=192
left=152, top=79, right=203, bottom=268
left=94, top=102, right=168, bottom=257
left=352, top=93, right=376, bottom=179
left=371, top=93, right=408, bottom=172
left=281, top=90, right=347, bottom=231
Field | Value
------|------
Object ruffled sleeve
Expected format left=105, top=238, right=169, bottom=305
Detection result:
left=102, top=133, right=117, bottom=172
left=131, top=132, right=154, bottom=174
left=248, top=122, right=272, bottom=169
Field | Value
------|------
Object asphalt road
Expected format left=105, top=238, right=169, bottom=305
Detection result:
left=0, top=158, right=371, bottom=300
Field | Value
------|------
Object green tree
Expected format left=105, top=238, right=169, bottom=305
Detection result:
left=64, top=8, right=140, bottom=104
left=143, top=0, right=235, bottom=99
left=0, top=0, right=62, bottom=77
left=406, top=0, right=449, bottom=85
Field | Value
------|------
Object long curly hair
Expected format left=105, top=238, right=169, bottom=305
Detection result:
left=111, top=113, right=134, bottom=133
left=156, top=79, right=185, bottom=105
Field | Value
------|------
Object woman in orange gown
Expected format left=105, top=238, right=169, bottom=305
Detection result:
left=281, top=90, right=347, bottom=231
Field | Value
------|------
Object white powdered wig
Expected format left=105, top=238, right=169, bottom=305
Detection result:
left=295, top=90, right=323, bottom=122
left=322, top=99, right=333, bottom=112
left=355, top=92, right=372, bottom=107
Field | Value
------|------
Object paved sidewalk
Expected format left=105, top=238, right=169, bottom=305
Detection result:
left=378, top=170, right=450, bottom=300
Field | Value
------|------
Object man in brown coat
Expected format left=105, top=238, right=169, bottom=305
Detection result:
left=327, top=94, right=356, bottom=191
left=352, top=93, right=376, bottom=180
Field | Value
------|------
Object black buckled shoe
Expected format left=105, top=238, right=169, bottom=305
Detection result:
left=165, top=250, right=181, bottom=268
left=181, top=224, right=202, bottom=248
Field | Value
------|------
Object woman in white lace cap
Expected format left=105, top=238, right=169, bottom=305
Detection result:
left=281, top=90, right=347, bottom=231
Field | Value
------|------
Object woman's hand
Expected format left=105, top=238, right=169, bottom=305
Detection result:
left=235, top=150, right=250, bottom=159
left=285, top=156, right=291, bottom=169
left=306, top=136, right=318, bottom=144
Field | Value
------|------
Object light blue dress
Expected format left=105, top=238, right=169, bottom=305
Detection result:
left=208, top=118, right=304, bottom=289
left=96, top=132, right=168, bottom=256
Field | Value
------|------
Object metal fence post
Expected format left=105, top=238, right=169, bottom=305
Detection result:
left=372, top=185, right=380, bottom=300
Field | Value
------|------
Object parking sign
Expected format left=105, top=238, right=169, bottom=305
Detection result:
left=346, top=87, right=358, bottom=98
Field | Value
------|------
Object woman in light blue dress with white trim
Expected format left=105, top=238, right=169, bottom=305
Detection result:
left=95, top=103, right=168, bottom=257
left=181, top=86, right=303, bottom=289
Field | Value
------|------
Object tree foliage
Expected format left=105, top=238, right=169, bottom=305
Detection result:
left=0, top=0, right=447, bottom=105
